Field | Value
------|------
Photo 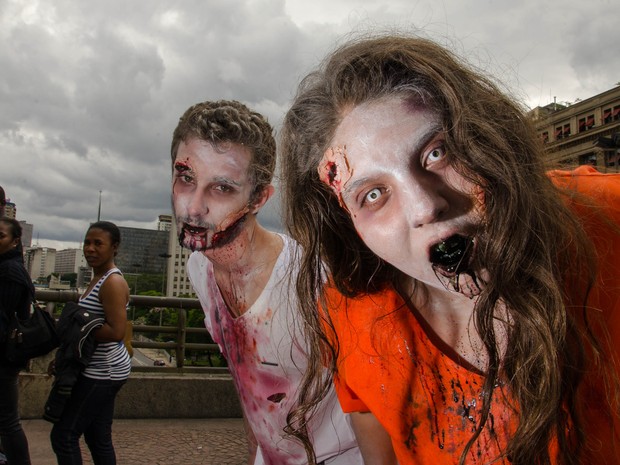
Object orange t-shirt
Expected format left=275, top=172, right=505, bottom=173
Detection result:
left=327, top=166, right=620, bottom=464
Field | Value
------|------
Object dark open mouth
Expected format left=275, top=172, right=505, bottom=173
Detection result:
left=178, top=223, right=209, bottom=252
left=429, top=234, right=474, bottom=275
left=187, top=224, right=205, bottom=233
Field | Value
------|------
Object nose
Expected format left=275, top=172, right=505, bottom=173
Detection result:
left=186, top=189, right=209, bottom=219
left=403, top=176, right=449, bottom=228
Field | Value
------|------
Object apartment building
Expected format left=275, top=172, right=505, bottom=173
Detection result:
left=530, top=85, right=620, bottom=169
left=54, top=248, right=88, bottom=275
left=24, top=246, right=56, bottom=281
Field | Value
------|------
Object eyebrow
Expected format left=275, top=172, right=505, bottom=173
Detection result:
left=211, top=176, right=242, bottom=187
left=341, top=122, right=443, bottom=202
left=173, top=164, right=242, bottom=187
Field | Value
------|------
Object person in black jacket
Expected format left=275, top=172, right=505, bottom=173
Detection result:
left=0, top=217, right=33, bottom=465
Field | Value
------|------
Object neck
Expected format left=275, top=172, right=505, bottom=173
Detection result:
left=208, top=219, right=283, bottom=317
left=207, top=218, right=275, bottom=272
left=399, top=277, right=493, bottom=373
left=92, top=262, right=115, bottom=278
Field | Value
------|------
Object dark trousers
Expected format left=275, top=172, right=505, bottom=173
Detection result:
left=50, top=375, right=125, bottom=465
left=0, top=367, right=31, bottom=465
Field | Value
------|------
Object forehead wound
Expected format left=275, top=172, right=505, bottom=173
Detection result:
left=317, top=146, right=353, bottom=209
left=174, top=159, right=192, bottom=171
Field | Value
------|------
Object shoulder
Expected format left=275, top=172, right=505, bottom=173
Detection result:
left=549, top=166, right=620, bottom=205
left=100, top=270, right=129, bottom=295
left=0, top=254, right=24, bottom=274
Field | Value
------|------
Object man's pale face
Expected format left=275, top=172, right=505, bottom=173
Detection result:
left=323, top=95, right=484, bottom=295
left=172, top=138, right=255, bottom=252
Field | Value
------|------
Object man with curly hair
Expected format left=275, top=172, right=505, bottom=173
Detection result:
left=170, top=100, right=360, bottom=465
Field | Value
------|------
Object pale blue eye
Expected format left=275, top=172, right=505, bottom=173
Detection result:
left=365, top=188, right=382, bottom=204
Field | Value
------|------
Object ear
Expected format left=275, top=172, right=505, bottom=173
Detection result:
left=249, top=185, right=275, bottom=214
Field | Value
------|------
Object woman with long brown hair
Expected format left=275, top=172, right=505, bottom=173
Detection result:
left=279, top=34, right=620, bottom=465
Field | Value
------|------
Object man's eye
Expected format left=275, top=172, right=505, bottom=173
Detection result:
left=215, top=185, right=233, bottom=193
left=364, top=188, right=383, bottom=205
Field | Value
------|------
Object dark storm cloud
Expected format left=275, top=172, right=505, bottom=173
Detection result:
left=1, top=0, right=618, bottom=250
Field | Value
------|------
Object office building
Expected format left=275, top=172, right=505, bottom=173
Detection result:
left=3, top=199, right=16, bottom=219
left=115, top=226, right=170, bottom=275
left=158, top=214, right=172, bottom=231
left=55, top=248, right=88, bottom=275
left=166, top=221, right=195, bottom=298
left=24, top=247, right=56, bottom=281
left=19, top=221, right=33, bottom=248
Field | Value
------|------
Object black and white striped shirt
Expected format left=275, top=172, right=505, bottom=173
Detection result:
left=79, top=267, right=131, bottom=381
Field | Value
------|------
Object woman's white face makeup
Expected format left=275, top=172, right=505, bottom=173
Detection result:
left=321, top=95, right=484, bottom=295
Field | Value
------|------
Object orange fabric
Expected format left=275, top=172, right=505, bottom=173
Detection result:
left=326, top=166, right=620, bottom=464
left=549, top=166, right=620, bottom=464
left=327, top=288, right=518, bottom=465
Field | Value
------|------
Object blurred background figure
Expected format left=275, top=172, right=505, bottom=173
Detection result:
left=0, top=217, right=33, bottom=465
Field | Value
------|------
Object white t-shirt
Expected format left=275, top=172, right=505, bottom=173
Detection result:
left=187, top=234, right=360, bottom=465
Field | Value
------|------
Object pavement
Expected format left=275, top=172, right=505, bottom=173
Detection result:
left=24, top=417, right=249, bottom=465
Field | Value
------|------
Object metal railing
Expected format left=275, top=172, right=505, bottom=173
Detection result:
left=35, top=289, right=226, bottom=372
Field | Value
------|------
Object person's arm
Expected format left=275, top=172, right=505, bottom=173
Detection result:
left=94, top=273, right=130, bottom=342
left=0, top=278, right=31, bottom=320
left=350, top=411, right=398, bottom=465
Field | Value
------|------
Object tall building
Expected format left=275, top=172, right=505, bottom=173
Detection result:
left=24, top=247, right=56, bottom=281
left=158, top=214, right=172, bottom=231
left=55, top=248, right=88, bottom=275
left=115, top=226, right=170, bottom=275
left=3, top=199, right=16, bottom=219
left=19, top=221, right=33, bottom=247
left=77, top=266, right=93, bottom=291
left=531, top=85, right=620, bottom=169
left=166, top=221, right=195, bottom=297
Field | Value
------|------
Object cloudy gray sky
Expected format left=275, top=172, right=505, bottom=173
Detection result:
left=2, top=0, right=619, bottom=250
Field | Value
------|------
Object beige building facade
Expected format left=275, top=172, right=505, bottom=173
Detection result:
left=24, top=246, right=56, bottom=282
left=166, top=221, right=195, bottom=298
left=530, top=85, right=620, bottom=169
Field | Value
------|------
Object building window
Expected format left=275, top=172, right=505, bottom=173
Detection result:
left=578, top=115, right=595, bottom=132
left=606, top=150, right=620, bottom=168
left=604, top=108, right=612, bottom=124
left=541, top=131, right=549, bottom=143
left=555, top=126, right=563, bottom=140
left=563, top=123, right=571, bottom=138
left=614, top=105, right=620, bottom=121
left=579, top=153, right=597, bottom=166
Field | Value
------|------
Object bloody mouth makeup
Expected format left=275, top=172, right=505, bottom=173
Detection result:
left=430, top=234, right=482, bottom=298
left=430, top=234, right=473, bottom=274
left=178, top=210, right=249, bottom=252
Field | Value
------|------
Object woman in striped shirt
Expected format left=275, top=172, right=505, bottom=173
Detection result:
left=50, top=221, right=131, bottom=465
